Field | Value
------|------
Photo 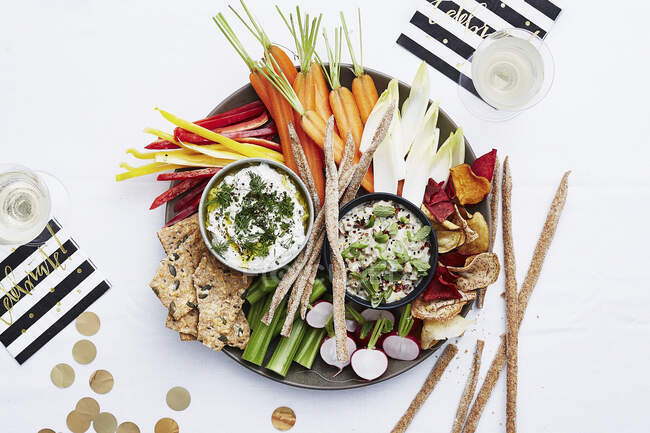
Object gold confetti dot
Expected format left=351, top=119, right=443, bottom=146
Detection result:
left=500, top=2, right=505, bottom=7
left=11, top=248, right=15, bottom=252
left=93, top=412, right=117, bottom=433
left=77, top=268, right=83, bottom=273
left=166, top=386, right=191, bottom=411
left=67, top=410, right=91, bottom=433
left=50, top=288, right=55, bottom=293
left=271, top=407, right=296, bottom=431
left=73, top=340, right=97, bottom=364
left=38, top=429, right=55, bottom=433
left=154, top=418, right=179, bottom=433
left=78, top=289, right=82, bottom=293
left=525, top=20, right=531, bottom=26
left=76, top=312, right=101, bottom=336
left=29, top=313, right=34, bottom=319
left=21, top=329, right=26, bottom=334
left=116, top=422, right=140, bottom=433
left=89, top=369, right=114, bottom=394
left=50, top=363, right=75, bottom=388
left=443, top=38, right=448, bottom=44
left=76, top=397, right=100, bottom=422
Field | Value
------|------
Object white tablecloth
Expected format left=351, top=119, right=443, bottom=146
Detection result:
left=2, top=1, right=649, bottom=432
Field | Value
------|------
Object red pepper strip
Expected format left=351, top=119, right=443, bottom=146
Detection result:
left=237, top=137, right=282, bottom=152
left=145, top=140, right=180, bottom=150
left=150, top=178, right=202, bottom=210
left=175, top=111, right=270, bottom=144
left=174, top=106, right=265, bottom=142
left=156, top=167, right=220, bottom=181
left=174, top=179, right=208, bottom=212
left=197, top=100, right=263, bottom=123
left=164, top=194, right=201, bottom=227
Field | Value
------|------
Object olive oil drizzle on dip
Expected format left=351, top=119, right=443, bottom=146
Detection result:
left=339, top=200, right=432, bottom=307
left=205, top=163, right=308, bottom=270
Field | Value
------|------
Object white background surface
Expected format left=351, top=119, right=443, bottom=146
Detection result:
left=2, top=1, right=649, bottom=432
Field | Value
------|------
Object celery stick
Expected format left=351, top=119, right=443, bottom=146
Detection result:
left=309, top=279, right=328, bottom=304
left=247, top=276, right=279, bottom=304
left=246, top=298, right=266, bottom=330
left=266, top=319, right=307, bottom=376
left=242, top=297, right=287, bottom=366
left=294, top=327, right=326, bottom=369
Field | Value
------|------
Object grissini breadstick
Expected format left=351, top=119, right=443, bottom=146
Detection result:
left=462, top=171, right=570, bottom=433
left=323, top=116, right=348, bottom=362
left=391, top=344, right=458, bottom=433
left=450, top=340, right=484, bottom=433
left=502, top=157, right=518, bottom=433
left=288, top=122, right=321, bottom=213
left=265, top=106, right=394, bottom=325
left=477, top=156, right=500, bottom=309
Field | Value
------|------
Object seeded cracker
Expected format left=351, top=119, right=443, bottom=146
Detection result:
left=194, top=255, right=250, bottom=350
left=165, top=310, right=198, bottom=337
left=179, top=333, right=196, bottom=341
left=150, top=244, right=196, bottom=320
left=157, top=213, right=199, bottom=255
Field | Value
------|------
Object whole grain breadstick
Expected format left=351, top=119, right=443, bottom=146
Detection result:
left=298, top=254, right=321, bottom=318
left=341, top=103, right=395, bottom=204
left=323, top=115, right=348, bottom=362
left=502, top=157, right=518, bottom=433
left=450, top=340, right=484, bottom=433
left=288, top=122, right=321, bottom=214
left=339, top=132, right=356, bottom=182
left=462, top=171, right=570, bottom=433
left=391, top=344, right=458, bottom=433
left=477, top=156, right=500, bottom=308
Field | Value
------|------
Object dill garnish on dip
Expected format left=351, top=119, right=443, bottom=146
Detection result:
left=339, top=200, right=432, bottom=307
left=204, top=162, right=309, bottom=270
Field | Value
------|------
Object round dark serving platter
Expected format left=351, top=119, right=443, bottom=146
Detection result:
left=164, top=65, right=489, bottom=390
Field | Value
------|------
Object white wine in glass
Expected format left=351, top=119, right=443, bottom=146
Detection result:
left=0, top=167, right=52, bottom=245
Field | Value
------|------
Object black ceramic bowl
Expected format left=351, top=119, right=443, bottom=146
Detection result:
left=323, top=192, right=438, bottom=310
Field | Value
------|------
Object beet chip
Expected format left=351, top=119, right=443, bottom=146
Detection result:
left=423, top=179, right=455, bottom=223
left=423, top=264, right=462, bottom=301
left=472, top=149, right=497, bottom=181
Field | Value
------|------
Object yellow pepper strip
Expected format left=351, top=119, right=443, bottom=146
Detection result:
left=126, top=148, right=158, bottom=159
left=143, top=127, right=177, bottom=144
left=154, top=151, right=235, bottom=167
left=155, top=108, right=284, bottom=162
left=115, top=162, right=183, bottom=181
left=176, top=142, right=248, bottom=161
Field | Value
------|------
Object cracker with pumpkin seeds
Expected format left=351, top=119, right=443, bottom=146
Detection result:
left=179, top=332, right=197, bottom=341
left=165, top=310, right=198, bottom=336
left=150, top=245, right=197, bottom=320
left=194, top=255, right=250, bottom=350
left=157, top=213, right=199, bottom=255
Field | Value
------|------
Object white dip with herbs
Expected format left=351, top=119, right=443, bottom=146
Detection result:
left=204, top=162, right=308, bottom=270
left=338, top=200, right=432, bottom=306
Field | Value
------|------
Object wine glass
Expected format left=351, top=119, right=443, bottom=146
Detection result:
left=458, top=28, right=554, bottom=121
left=0, top=164, right=69, bottom=246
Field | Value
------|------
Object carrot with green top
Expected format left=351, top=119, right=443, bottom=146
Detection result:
left=277, top=6, right=325, bottom=203
left=341, top=9, right=378, bottom=125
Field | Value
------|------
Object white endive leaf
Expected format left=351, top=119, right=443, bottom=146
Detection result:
left=402, top=102, right=440, bottom=204
left=400, top=61, right=430, bottom=157
left=450, top=127, right=465, bottom=167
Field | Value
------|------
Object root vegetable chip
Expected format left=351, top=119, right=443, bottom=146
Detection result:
left=472, top=149, right=498, bottom=182
left=423, top=179, right=455, bottom=223
left=451, top=205, right=479, bottom=244
left=421, top=315, right=475, bottom=348
left=423, top=265, right=462, bottom=301
left=435, top=229, right=464, bottom=253
left=450, top=164, right=491, bottom=205
left=448, top=252, right=500, bottom=292
left=412, top=291, right=476, bottom=321
left=457, top=212, right=490, bottom=255
left=439, top=251, right=471, bottom=267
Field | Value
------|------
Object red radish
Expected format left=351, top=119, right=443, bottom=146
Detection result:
left=382, top=304, right=420, bottom=361
left=346, top=319, right=358, bottom=333
left=306, top=301, right=333, bottom=328
left=320, top=336, right=357, bottom=372
left=361, top=308, right=395, bottom=325
left=350, top=318, right=393, bottom=381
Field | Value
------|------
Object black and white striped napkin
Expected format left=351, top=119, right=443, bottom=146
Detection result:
left=0, top=219, right=110, bottom=364
left=397, top=0, right=561, bottom=94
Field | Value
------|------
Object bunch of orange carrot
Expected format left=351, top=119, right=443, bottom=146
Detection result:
left=216, top=2, right=380, bottom=200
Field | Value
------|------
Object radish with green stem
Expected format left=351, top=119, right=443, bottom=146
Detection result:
left=382, top=304, right=420, bottom=361
left=345, top=304, right=365, bottom=333
left=351, top=317, right=393, bottom=380
left=360, top=308, right=395, bottom=325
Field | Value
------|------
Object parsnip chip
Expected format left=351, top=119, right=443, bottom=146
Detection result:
left=450, top=164, right=491, bottom=205
left=457, top=212, right=490, bottom=255
left=421, top=315, right=476, bottom=349
left=412, top=291, right=476, bottom=321
left=447, top=252, right=500, bottom=292
left=451, top=205, right=478, bottom=244
left=435, top=230, right=464, bottom=253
